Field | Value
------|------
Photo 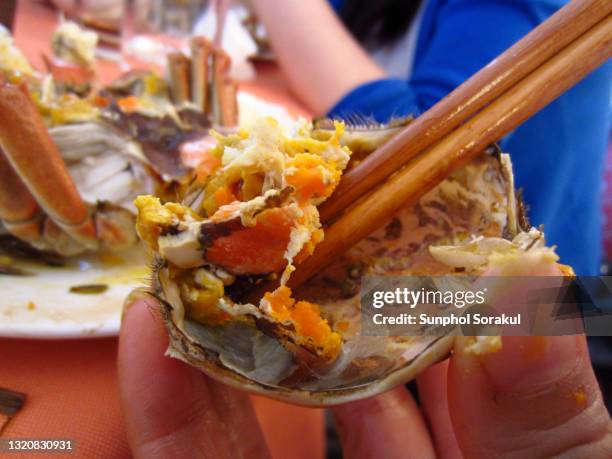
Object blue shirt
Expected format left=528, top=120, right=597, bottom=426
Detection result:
left=328, top=0, right=611, bottom=275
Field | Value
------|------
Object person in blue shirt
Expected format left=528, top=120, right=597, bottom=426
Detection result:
left=251, top=0, right=611, bottom=276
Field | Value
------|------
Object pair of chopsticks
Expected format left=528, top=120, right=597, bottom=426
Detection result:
left=251, top=0, right=612, bottom=299
left=319, top=0, right=611, bottom=224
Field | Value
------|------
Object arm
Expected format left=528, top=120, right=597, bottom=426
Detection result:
left=408, top=0, right=568, bottom=110
left=330, top=0, right=570, bottom=120
left=253, top=0, right=567, bottom=122
left=250, top=0, right=385, bottom=114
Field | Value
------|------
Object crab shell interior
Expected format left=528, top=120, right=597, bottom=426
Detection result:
left=149, top=145, right=540, bottom=406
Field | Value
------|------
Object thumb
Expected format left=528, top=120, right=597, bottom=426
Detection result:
left=448, top=335, right=612, bottom=458
left=118, top=291, right=270, bottom=459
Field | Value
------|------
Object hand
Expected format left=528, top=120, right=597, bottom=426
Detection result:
left=334, top=258, right=612, bottom=458
left=246, top=0, right=385, bottom=115
left=118, top=292, right=271, bottom=459
left=335, top=335, right=612, bottom=459
left=118, top=292, right=612, bottom=458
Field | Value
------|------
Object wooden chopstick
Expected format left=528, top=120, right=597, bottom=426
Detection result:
left=247, top=7, right=611, bottom=301
left=288, top=14, right=612, bottom=288
left=318, top=0, right=612, bottom=223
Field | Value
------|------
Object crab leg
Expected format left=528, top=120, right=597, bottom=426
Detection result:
left=0, top=146, right=89, bottom=255
left=190, top=37, right=213, bottom=114
left=0, top=148, right=46, bottom=245
left=218, top=77, right=238, bottom=127
left=167, top=52, right=191, bottom=106
left=211, top=48, right=232, bottom=126
left=0, top=81, right=97, bottom=251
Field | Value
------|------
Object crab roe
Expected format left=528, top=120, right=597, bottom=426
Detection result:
left=135, top=117, right=351, bottom=361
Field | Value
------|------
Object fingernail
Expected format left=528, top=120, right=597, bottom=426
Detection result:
left=122, top=288, right=153, bottom=323
left=456, top=335, right=580, bottom=393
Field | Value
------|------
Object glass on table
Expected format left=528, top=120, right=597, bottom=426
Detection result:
left=121, top=0, right=211, bottom=71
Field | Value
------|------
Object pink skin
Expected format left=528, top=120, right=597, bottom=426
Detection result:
left=118, top=295, right=270, bottom=459
left=118, top=262, right=612, bottom=458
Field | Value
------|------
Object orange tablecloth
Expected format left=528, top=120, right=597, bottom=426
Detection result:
left=1, top=2, right=323, bottom=458
left=1, top=338, right=324, bottom=459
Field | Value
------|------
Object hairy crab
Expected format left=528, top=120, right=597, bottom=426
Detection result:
left=136, top=114, right=572, bottom=406
left=0, top=23, right=238, bottom=258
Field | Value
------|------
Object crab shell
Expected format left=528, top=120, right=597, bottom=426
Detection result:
left=160, top=294, right=456, bottom=406
left=147, top=141, right=551, bottom=406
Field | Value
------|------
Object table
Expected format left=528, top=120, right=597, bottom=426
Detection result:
left=1, top=1, right=323, bottom=458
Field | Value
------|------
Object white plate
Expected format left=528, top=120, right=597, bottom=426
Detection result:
left=0, top=92, right=295, bottom=339
left=0, top=245, right=150, bottom=339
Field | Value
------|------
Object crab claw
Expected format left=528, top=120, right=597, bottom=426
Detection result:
left=0, top=150, right=44, bottom=246
left=0, top=81, right=98, bottom=255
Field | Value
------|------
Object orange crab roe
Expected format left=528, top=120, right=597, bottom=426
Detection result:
left=196, top=152, right=222, bottom=181
left=285, top=154, right=339, bottom=204
left=263, top=286, right=341, bottom=359
left=206, top=207, right=295, bottom=275
left=213, top=186, right=238, bottom=208
left=117, top=95, right=140, bottom=113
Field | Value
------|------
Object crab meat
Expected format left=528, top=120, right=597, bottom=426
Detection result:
left=140, top=115, right=574, bottom=406
left=136, top=118, right=351, bottom=363
left=0, top=25, right=34, bottom=78
left=51, top=20, right=98, bottom=67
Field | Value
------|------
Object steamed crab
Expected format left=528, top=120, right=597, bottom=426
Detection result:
left=0, top=23, right=572, bottom=406
left=0, top=23, right=237, bottom=258
left=135, top=115, right=573, bottom=406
